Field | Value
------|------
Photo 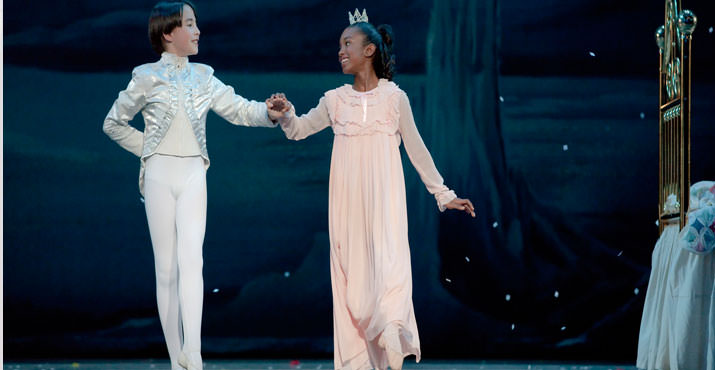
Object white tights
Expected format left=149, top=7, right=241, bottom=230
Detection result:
left=144, top=154, right=206, bottom=369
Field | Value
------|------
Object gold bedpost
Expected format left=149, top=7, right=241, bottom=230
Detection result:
left=656, top=24, right=664, bottom=234
left=657, top=1, right=696, bottom=233
left=678, top=9, right=695, bottom=229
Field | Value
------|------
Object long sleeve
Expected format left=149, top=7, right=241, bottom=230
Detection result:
left=398, top=92, right=457, bottom=211
left=279, top=96, right=331, bottom=141
left=103, top=69, right=147, bottom=157
left=209, top=76, right=276, bottom=128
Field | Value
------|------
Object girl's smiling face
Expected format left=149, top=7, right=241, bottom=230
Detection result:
left=164, top=4, right=200, bottom=57
left=338, top=26, right=375, bottom=75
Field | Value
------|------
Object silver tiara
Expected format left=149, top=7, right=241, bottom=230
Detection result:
left=348, top=8, right=368, bottom=24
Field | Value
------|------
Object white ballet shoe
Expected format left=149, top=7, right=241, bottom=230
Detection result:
left=178, top=351, right=202, bottom=370
left=379, top=324, right=404, bottom=370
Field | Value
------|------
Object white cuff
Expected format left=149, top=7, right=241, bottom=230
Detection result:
left=436, top=190, right=457, bottom=212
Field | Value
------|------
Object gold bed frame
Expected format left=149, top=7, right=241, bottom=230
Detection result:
left=657, top=0, right=697, bottom=233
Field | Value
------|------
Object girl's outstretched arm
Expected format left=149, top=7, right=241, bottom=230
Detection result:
left=398, top=92, right=474, bottom=217
left=276, top=95, right=331, bottom=141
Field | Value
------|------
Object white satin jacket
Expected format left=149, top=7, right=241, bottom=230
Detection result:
left=103, top=52, right=276, bottom=194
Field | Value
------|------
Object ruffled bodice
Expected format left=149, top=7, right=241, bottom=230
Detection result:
left=325, top=79, right=401, bottom=137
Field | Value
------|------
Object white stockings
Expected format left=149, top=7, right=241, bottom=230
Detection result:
left=144, top=154, right=206, bottom=370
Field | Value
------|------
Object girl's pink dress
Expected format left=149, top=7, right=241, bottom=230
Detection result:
left=280, top=79, right=456, bottom=370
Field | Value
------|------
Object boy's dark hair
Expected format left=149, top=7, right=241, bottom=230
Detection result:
left=148, top=1, right=197, bottom=55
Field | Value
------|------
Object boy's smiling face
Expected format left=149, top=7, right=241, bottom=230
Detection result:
left=164, top=4, right=200, bottom=57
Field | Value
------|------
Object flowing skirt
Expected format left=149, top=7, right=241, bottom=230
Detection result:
left=328, top=134, right=421, bottom=370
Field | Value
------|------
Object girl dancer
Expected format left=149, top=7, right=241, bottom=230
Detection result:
left=271, top=9, right=475, bottom=370
left=103, top=2, right=286, bottom=369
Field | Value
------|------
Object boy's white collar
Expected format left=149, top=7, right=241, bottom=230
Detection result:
left=160, top=52, right=188, bottom=69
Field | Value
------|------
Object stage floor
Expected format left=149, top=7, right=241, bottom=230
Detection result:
left=3, top=360, right=638, bottom=370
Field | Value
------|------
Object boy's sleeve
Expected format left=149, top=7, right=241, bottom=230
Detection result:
left=103, top=68, right=147, bottom=157
left=209, top=75, right=276, bottom=128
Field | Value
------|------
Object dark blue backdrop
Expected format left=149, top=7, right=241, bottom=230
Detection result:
left=4, top=0, right=715, bottom=361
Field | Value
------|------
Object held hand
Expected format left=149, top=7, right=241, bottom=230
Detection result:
left=445, top=197, right=476, bottom=218
left=266, top=93, right=292, bottom=121
left=278, top=93, right=292, bottom=111
left=267, top=97, right=285, bottom=112
left=269, top=93, right=292, bottom=112
left=266, top=99, right=283, bottom=121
